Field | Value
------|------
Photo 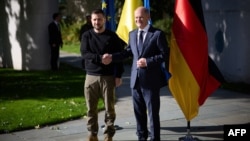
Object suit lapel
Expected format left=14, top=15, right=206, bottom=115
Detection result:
left=141, top=32, right=153, bottom=55
left=131, top=30, right=140, bottom=57
left=140, top=27, right=154, bottom=57
left=132, top=27, right=155, bottom=57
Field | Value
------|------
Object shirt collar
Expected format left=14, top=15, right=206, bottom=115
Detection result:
left=54, top=21, right=59, bottom=25
left=139, top=24, right=150, bottom=33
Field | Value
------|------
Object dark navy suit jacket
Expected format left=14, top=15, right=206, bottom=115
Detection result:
left=48, top=22, right=63, bottom=47
left=113, top=26, right=169, bottom=89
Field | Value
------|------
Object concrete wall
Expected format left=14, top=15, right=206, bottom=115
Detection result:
left=202, top=0, right=250, bottom=83
left=0, top=0, right=58, bottom=70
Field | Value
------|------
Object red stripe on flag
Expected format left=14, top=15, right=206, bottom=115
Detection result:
left=172, top=0, right=221, bottom=106
left=173, top=0, right=208, bottom=87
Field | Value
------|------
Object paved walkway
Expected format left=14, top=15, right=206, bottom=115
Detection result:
left=0, top=52, right=249, bottom=141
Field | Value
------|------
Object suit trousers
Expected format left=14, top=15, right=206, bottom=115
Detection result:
left=50, top=45, right=59, bottom=70
left=84, top=74, right=116, bottom=137
left=132, top=77, right=161, bottom=141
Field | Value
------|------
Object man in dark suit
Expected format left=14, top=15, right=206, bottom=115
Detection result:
left=48, top=12, right=63, bottom=70
left=79, top=14, right=92, bottom=42
left=103, top=6, right=169, bottom=141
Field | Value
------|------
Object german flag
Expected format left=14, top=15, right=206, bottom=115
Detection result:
left=169, top=0, right=221, bottom=121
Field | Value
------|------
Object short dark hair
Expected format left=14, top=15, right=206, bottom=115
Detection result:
left=91, top=9, right=105, bottom=16
left=52, top=12, right=60, bottom=20
left=86, top=15, right=91, bottom=18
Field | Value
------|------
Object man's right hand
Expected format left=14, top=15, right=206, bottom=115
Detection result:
left=102, top=53, right=112, bottom=65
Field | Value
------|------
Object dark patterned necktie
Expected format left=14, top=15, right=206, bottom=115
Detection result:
left=138, top=30, right=144, bottom=53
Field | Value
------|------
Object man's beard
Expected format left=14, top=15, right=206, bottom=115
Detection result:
left=94, top=25, right=104, bottom=31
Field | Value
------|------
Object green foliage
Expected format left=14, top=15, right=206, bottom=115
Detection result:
left=153, top=17, right=173, bottom=42
left=150, top=0, right=175, bottom=22
left=57, top=0, right=175, bottom=45
left=61, top=21, right=83, bottom=45
left=0, top=63, right=104, bottom=133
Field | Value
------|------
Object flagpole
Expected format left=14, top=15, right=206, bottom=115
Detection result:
left=179, top=121, right=200, bottom=141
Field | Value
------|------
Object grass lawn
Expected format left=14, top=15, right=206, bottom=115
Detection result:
left=1, top=43, right=249, bottom=134
left=62, top=43, right=81, bottom=54
left=0, top=63, right=104, bottom=133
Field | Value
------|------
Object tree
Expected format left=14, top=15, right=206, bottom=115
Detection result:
left=58, top=0, right=175, bottom=44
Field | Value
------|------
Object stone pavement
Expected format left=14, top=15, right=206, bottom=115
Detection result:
left=0, top=52, right=249, bottom=141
